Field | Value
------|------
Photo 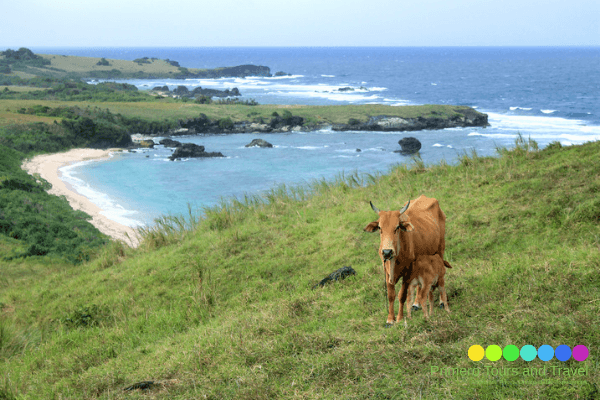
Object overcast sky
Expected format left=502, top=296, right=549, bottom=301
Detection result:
left=2, top=0, right=599, bottom=47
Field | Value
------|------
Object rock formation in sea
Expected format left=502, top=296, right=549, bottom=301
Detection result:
left=245, top=139, right=273, bottom=148
left=395, top=137, right=422, bottom=154
left=159, top=138, right=182, bottom=148
left=168, top=143, right=225, bottom=161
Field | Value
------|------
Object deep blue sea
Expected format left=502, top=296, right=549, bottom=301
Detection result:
left=30, top=47, right=600, bottom=227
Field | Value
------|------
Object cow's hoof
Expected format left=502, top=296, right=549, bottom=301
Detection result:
left=412, top=305, right=420, bottom=311
left=385, top=322, right=394, bottom=328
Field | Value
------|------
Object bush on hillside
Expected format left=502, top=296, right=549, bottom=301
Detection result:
left=0, top=145, right=108, bottom=263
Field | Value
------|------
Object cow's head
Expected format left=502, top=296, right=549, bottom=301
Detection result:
left=364, top=200, right=414, bottom=284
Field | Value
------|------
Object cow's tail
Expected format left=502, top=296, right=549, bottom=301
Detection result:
left=443, top=260, right=452, bottom=269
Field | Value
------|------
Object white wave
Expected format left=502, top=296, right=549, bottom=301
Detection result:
left=333, top=155, right=360, bottom=158
left=271, top=90, right=381, bottom=102
left=468, top=132, right=517, bottom=139
left=509, top=107, right=533, bottom=111
left=432, top=143, right=444, bottom=147
left=321, top=74, right=335, bottom=78
left=486, top=112, right=600, bottom=141
left=59, top=163, right=144, bottom=227
left=267, top=74, right=305, bottom=80
left=431, top=83, right=437, bottom=86
left=369, top=87, right=388, bottom=92
left=541, top=110, right=557, bottom=114
left=296, top=146, right=321, bottom=150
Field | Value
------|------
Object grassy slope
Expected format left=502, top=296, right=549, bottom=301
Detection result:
left=1, top=139, right=599, bottom=399
left=0, top=99, right=474, bottom=128
left=40, top=54, right=183, bottom=76
left=2, top=54, right=257, bottom=79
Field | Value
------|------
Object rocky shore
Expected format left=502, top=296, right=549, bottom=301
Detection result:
left=151, top=85, right=241, bottom=99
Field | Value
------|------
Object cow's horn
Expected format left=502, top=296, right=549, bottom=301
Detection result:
left=399, top=200, right=410, bottom=214
left=370, top=201, right=380, bottom=213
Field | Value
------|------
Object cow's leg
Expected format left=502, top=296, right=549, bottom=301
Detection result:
left=438, top=275, right=450, bottom=312
left=412, top=286, right=421, bottom=311
left=397, top=280, right=409, bottom=322
left=417, top=278, right=432, bottom=319
left=428, top=288, right=434, bottom=316
left=386, top=281, right=396, bottom=325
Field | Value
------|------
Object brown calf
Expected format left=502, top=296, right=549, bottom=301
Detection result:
left=396, top=254, right=450, bottom=322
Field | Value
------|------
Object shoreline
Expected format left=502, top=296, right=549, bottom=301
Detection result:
left=21, top=148, right=140, bottom=248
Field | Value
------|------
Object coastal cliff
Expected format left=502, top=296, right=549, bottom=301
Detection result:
left=161, top=106, right=489, bottom=136
left=331, top=107, right=488, bottom=132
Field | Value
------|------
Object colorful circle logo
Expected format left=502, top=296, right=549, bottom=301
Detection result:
left=468, top=345, right=589, bottom=362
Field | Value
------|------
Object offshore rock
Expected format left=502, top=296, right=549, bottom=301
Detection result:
left=396, top=137, right=422, bottom=154
left=169, top=143, right=225, bottom=161
left=245, top=139, right=273, bottom=148
left=159, top=138, right=182, bottom=148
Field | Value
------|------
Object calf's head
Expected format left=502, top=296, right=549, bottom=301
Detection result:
left=364, top=200, right=414, bottom=284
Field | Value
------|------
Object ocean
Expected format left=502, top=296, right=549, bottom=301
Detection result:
left=31, top=47, right=600, bottom=227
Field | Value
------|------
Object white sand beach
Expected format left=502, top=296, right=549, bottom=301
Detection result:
left=21, top=148, right=140, bottom=248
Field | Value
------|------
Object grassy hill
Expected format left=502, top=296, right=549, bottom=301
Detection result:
left=1, top=48, right=269, bottom=80
left=1, top=136, right=598, bottom=399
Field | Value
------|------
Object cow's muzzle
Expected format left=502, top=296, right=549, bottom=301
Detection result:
left=382, top=249, right=394, bottom=260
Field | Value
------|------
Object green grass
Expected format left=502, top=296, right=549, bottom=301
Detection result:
left=0, top=137, right=599, bottom=399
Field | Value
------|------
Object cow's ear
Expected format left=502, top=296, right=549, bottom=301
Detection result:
left=400, top=221, right=414, bottom=232
left=364, top=221, right=379, bottom=232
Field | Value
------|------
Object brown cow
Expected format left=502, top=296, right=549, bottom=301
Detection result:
left=364, top=195, right=452, bottom=325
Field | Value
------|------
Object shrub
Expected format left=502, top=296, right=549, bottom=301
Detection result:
left=218, top=117, right=234, bottom=130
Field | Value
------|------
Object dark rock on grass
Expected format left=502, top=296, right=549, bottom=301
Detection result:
left=245, top=138, right=273, bottom=148
left=169, top=143, right=225, bottom=161
left=395, top=137, right=422, bottom=155
left=124, top=381, right=155, bottom=391
left=312, top=266, right=357, bottom=289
